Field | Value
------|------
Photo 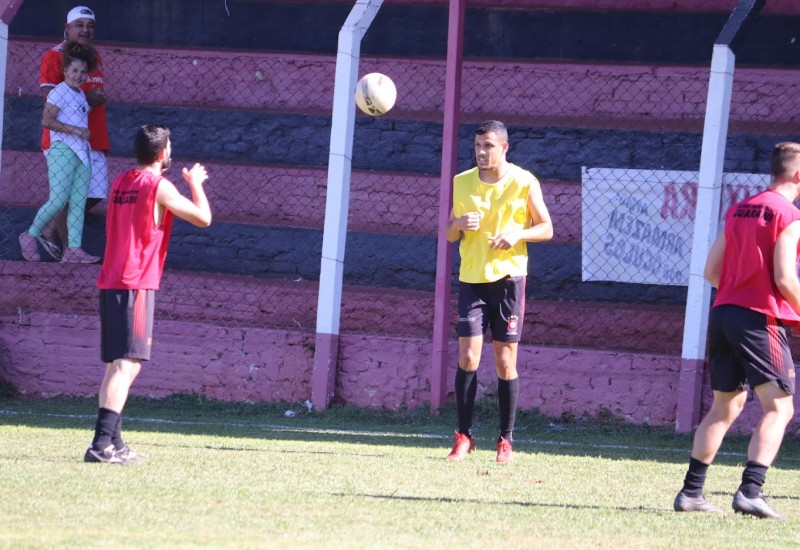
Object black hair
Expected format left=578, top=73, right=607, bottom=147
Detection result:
left=134, top=124, right=171, bottom=165
left=474, top=120, right=508, bottom=141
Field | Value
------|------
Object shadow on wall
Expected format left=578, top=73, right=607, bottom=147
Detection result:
left=0, top=337, right=18, bottom=397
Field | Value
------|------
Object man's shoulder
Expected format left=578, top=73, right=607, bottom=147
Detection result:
left=41, top=44, right=64, bottom=61
left=508, top=163, right=538, bottom=183
left=454, top=166, right=478, bottom=181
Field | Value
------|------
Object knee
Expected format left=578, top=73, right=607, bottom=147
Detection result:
left=710, top=395, right=746, bottom=423
left=774, top=399, right=794, bottom=424
left=113, top=359, right=141, bottom=380
left=458, top=351, right=480, bottom=371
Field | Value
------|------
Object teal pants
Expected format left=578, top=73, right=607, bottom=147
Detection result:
left=29, top=141, right=91, bottom=249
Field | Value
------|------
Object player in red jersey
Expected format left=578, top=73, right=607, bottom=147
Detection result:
left=674, top=142, right=800, bottom=519
left=84, top=124, right=212, bottom=464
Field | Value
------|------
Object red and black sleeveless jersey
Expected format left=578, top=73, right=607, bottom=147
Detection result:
left=97, top=169, right=174, bottom=290
left=714, top=189, right=800, bottom=323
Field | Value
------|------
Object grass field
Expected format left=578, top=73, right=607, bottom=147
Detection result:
left=2, top=395, right=800, bottom=549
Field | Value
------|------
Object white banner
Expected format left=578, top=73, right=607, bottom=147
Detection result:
left=581, top=167, right=770, bottom=286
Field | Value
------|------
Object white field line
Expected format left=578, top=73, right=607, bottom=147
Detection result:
left=2, top=408, right=799, bottom=462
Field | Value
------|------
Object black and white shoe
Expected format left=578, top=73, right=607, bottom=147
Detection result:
left=34, top=235, right=62, bottom=261
left=83, top=445, right=130, bottom=465
left=732, top=491, right=784, bottom=520
left=116, top=444, right=147, bottom=462
left=673, top=491, right=722, bottom=513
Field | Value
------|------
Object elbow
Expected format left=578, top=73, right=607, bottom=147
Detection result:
left=193, top=213, right=212, bottom=228
left=444, top=227, right=461, bottom=243
left=703, top=265, right=718, bottom=287
left=196, top=208, right=213, bottom=228
left=775, top=277, right=796, bottom=300
left=539, top=223, right=554, bottom=241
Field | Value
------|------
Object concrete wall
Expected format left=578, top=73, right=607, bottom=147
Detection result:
left=4, top=310, right=800, bottom=436
left=0, top=310, right=681, bottom=424
left=3, top=1, right=800, bottom=436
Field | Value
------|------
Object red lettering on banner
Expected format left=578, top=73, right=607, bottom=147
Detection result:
left=660, top=182, right=697, bottom=220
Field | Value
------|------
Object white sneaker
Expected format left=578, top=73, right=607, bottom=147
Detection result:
left=61, top=247, right=100, bottom=264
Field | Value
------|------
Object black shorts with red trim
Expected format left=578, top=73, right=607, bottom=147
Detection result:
left=457, top=275, right=526, bottom=343
left=708, top=304, right=796, bottom=395
left=99, top=289, right=155, bottom=363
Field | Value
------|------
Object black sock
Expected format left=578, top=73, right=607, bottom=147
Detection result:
left=112, top=414, right=125, bottom=450
left=91, top=408, right=119, bottom=451
left=455, top=368, right=477, bottom=437
left=681, top=457, right=710, bottom=497
left=498, top=377, right=519, bottom=441
left=738, top=461, right=768, bottom=498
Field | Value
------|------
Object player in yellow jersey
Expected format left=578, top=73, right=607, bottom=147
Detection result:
left=444, top=120, right=553, bottom=463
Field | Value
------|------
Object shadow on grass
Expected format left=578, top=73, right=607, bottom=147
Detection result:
left=330, top=491, right=669, bottom=514
left=2, top=393, right=800, bottom=469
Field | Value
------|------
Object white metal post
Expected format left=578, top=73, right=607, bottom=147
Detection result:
left=676, top=45, right=735, bottom=433
left=312, top=0, right=383, bottom=410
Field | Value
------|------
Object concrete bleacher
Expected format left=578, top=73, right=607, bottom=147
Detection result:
left=3, top=0, right=800, bottom=427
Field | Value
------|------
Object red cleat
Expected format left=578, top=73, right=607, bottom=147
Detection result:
left=445, top=431, right=476, bottom=461
left=496, top=436, right=513, bottom=463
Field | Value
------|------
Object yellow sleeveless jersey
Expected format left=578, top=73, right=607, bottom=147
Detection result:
left=453, top=164, right=536, bottom=283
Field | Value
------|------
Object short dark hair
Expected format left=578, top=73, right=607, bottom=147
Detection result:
left=770, top=142, right=800, bottom=180
left=474, top=120, right=508, bottom=141
left=61, top=41, right=98, bottom=73
left=134, top=124, right=170, bottom=165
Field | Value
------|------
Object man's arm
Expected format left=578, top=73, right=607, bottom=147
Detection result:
left=773, top=220, right=800, bottom=313
left=703, top=230, right=726, bottom=288
left=155, top=164, right=212, bottom=228
left=523, top=180, right=554, bottom=242
left=84, top=87, right=107, bottom=108
left=446, top=207, right=482, bottom=243
left=489, top=180, right=553, bottom=250
left=445, top=208, right=462, bottom=243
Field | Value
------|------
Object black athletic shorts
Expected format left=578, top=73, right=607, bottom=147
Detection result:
left=457, top=275, right=525, bottom=343
left=708, top=304, right=796, bottom=395
left=99, top=289, right=155, bottom=363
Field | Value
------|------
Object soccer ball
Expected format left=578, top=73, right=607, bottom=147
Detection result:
left=354, top=72, right=397, bottom=116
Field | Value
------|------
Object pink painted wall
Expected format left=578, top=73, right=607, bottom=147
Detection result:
left=6, top=40, right=798, bottom=132
left=0, top=311, right=678, bottom=423
left=0, top=312, right=313, bottom=403
left=3, top=310, right=800, bottom=435
left=0, top=260, right=689, bottom=354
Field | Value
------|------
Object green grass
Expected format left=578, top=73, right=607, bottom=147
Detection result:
left=2, top=395, right=800, bottom=549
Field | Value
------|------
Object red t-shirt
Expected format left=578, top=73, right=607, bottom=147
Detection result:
left=39, top=42, right=109, bottom=152
left=97, top=170, right=174, bottom=290
left=714, top=189, right=800, bottom=323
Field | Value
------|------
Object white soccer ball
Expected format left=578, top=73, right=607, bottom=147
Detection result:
left=354, top=72, right=397, bottom=116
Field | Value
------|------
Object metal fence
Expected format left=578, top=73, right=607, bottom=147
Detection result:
left=1, top=7, right=797, bottom=358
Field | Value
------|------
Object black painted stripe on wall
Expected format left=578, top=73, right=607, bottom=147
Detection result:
left=9, top=0, right=800, bottom=66
left=3, top=207, right=686, bottom=305
left=2, top=98, right=785, bottom=182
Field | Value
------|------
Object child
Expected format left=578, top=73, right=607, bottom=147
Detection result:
left=19, top=41, right=99, bottom=263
